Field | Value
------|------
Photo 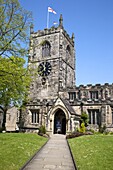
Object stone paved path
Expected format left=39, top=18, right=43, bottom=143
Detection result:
left=22, top=134, right=76, bottom=170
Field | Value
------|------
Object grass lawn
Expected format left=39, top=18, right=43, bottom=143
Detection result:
left=0, top=133, right=48, bottom=170
left=68, top=135, right=113, bottom=170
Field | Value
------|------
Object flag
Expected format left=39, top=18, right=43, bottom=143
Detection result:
left=48, top=7, right=57, bottom=14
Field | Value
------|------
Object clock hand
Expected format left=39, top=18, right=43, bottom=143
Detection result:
left=44, top=64, right=46, bottom=71
left=41, top=62, right=45, bottom=72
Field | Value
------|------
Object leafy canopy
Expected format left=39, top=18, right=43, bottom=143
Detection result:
left=0, top=56, right=31, bottom=110
left=0, top=0, right=32, bottom=58
left=0, top=0, right=32, bottom=109
left=0, top=0, right=33, bottom=129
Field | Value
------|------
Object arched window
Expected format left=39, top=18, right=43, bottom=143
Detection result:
left=42, top=41, right=51, bottom=57
left=66, top=45, right=71, bottom=56
left=66, top=45, right=71, bottom=62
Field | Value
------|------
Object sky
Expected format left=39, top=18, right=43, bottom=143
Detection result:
left=19, top=0, right=113, bottom=86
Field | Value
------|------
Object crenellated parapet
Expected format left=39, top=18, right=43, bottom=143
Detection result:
left=68, top=83, right=113, bottom=105
left=30, top=27, right=74, bottom=46
left=29, top=14, right=74, bottom=51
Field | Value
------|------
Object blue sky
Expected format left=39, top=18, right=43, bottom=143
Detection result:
left=19, top=0, right=113, bottom=86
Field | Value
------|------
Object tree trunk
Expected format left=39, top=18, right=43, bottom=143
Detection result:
left=2, top=109, right=7, bottom=130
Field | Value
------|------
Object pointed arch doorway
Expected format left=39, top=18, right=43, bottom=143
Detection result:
left=54, top=109, right=66, bottom=134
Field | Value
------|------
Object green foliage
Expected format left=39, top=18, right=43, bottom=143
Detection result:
left=66, top=132, right=85, bottom=139
left=0, top=56, right=31, bottom=106
left=0, top=133, right=48, bottom=170
left=109, top=132, right=113, bottom=135
left=0, top=0, right=33, bottom=128
left=80, top=122, right=86, bottom=133
left=69, top=135, right=113, bottom=170
left=0, top=56, right=31, bottom=127
left=80, top=112, right=89, bottom=127
left=99, top=124, right=106, bottom=133
left=76, top=127, right=80, bottom=132
left=0, top=0, right=32, bottom=58
left=66, top=131, right=93, bottom=139
left=38, top=125, right=46, bottom=134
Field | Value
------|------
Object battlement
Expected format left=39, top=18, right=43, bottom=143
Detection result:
left=30, top=14, right=74, bottom=46
left=77, top=83, right=113, bottom=89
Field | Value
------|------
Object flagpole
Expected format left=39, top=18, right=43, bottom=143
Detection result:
left=47, top=9, right=49, bottom=28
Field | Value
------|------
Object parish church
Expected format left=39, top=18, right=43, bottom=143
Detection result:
left=5, top=15, right=113, bottom=134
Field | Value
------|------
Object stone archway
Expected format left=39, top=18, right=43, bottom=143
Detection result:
left=54, top=109, right=66, bottom=135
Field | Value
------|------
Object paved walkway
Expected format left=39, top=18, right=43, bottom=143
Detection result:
left=22, top=134, right=76, bottom=170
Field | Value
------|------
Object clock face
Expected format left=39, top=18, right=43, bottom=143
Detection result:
left=38, top=61, right=52, bottom=77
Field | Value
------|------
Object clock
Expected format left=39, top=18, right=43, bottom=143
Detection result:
left=38, top=61, right=52, bottom=77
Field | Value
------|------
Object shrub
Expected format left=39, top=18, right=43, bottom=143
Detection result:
left=76, top=127, right=80, bottom=132
left=38, top=125, right=46, bottom=135
left=80, top=122, right=86, bottom=133
left=103, top=131, right=109, bottom=135
left=66, top=132, right=84, bottom=139
left=109, top=132, right=113, bottom=135
left=66, top=131, right=93, bottom=139
left=80, top=112, right=89, bottom=127
left=99, top=124, right=106, bottom=133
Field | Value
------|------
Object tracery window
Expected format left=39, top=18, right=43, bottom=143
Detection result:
left=42, top=41, right=51, bottom=57
left=88, top=109, right=100, bottom=125
left=66, top=45, right=71, bottom=62
left=66, top=45, right=71, bottom=55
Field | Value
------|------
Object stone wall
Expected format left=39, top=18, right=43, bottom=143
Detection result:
left=67, top=83, right=113, bottom=130
left=6, top=107, right=19, bottom=131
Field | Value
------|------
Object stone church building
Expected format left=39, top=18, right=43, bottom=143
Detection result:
left=5, top=15, right=113, bottom=134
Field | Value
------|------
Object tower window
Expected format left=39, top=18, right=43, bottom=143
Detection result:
left=31, top=110, right=39, bottom=124
left=42, top=41, right=51, bottom=57
left=66, top=45, right=71, bottom=56
left=66, top=45, right=71, bottom=62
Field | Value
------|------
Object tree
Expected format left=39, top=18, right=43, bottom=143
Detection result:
left=0, top=56, right=31, bottom=129
left=0, top=0, right=32, bottom=129
left=80, top=112, right=89, bottom=127
left=0, top=0, right=32, bottom=58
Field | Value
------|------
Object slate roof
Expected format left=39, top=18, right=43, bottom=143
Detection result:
left=61, top=98, right=80, bottom=117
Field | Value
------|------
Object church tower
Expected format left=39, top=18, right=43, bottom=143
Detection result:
left=23, top=15, right=78, bottom=134
left=28, top=15, right=76, bottom=102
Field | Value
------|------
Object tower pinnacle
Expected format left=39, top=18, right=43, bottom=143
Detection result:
left=72, top=33, right=75, bottom=42
left=59, top=14, right=63, bottom=27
